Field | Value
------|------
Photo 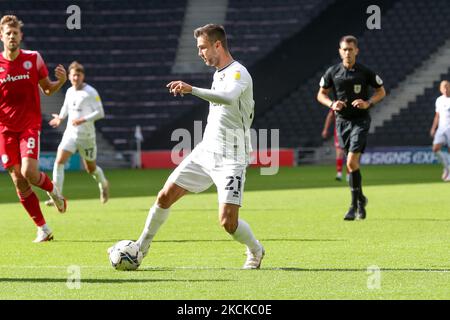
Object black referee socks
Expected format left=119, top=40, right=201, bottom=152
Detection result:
left=349, top=169, right=364, bottom=209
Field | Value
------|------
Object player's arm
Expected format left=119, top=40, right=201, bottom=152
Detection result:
left=72, top=92, right=105, bottom=126
left=39, top=64, right=67, bottom=96
left=430, top=112, right=439, bottom=137
left=166, top=78, right=245, bottom=106
left=322, top=109, right=334, bottom=138
left=317, top=87, right=346, bottom=111
left=351, top=86, right=386, bottom=109
left=49, top=95, right=69, bottom=128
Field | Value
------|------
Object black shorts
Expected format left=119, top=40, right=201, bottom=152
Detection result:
left=335, top=116, right=371, bottom=154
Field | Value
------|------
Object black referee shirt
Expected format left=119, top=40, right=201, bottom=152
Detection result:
left=320, top=62, right=383, bottom=119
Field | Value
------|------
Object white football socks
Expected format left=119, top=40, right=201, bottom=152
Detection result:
left=91, top=166, right=107, bottom=188
left=435, top=151, right=449, bottom=168
left=231, top=219, right=260, bottom=253
left=53, top=163, right=65, bottom=194
left=39, top=224, right=51, bottom=232
left=136, top=204, right=170, bottom=255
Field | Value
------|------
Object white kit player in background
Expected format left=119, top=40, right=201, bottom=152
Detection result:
left=46, top=61, right=109, bottom=205
left=127, top=24, right=265, bottom=269
left=430, top=80, right=450, bottom=181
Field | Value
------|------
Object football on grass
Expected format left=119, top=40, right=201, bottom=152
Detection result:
left=108, top=240, right=143, bottom=271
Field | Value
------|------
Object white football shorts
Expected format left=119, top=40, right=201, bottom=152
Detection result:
left=167, top=146, right=247, bottom=206
left=433, top=127, right=450, bottom=146
left=59, top=133, right=97, bottom=161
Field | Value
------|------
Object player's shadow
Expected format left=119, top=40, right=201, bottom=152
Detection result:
left=373, top=218, right=450, bottom=222
left=155, top=238, right=346, bottom=243
left=264, top=267, right=450, bottom=272
left=55, top=238, right=346, bottom=244
left=111, top=266, right=450, bottom=273
left=135, top=267, right=450, bottom=273
left=55, top=239, right=131, bottom=243
left=0, top=278, right=234, bottom=284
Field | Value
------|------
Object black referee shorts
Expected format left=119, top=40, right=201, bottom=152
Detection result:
left=335, top=116, right=371, bottom=154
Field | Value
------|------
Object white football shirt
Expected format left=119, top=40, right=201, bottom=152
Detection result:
left=59, top=83, right=104, bottom=139
left=435, top=95, right=450, bottom=129
left=192, top=61, right=255, bottom=164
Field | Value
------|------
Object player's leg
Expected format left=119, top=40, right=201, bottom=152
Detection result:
left=446, top=146, right=450, bottom=181
left=432, top=129, right=449, bottom=180
left=83, top=159, right=109, bottom=203
left=1, top=132, right=51, bottom=240
left=78, top=139, right=109, bottom=203
left=219, top=203, right=264, bottom=269
left=46, top=148, right=72, bottom=206
left=21, top=157, right=67, bottom=213
left=432, top=144, right=448, bottom=179
left=345, top=118, right=370, bottom=220
left=1, top=132, right=53, bottom=241
left=334, top=128, right=344, bottom=181
left=335, top=118, right=358, bottom=219
left=134, top=148, right=212, bottom=258
left=135, top=182, right=188, bottom=257
left=53, top=148, right=72, bottom=194
left=433, top=141, right=450, bottom=181
left=214, top=168, right=264, bottom=269
left=7, top=164, right=53, bottom=242
left=19, top=130, right=66, bottom=213
left=335, top=147, right=344, bottom=181
left=347, top=152, right=363, bottom=198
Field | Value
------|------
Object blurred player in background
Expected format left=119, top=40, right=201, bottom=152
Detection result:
left=47, top=61, right=109, bottom=204
left=127, top=24, right=264, bottom=269
left=321, top=109, right=347, bottom=181
left=317, top=35, right=386, bottom=221
left=0, top=15, right=67, bottom=242
left=430, top=80, right=450, bottom=181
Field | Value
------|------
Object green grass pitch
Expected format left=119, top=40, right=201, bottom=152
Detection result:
left=0, top=165, right=448, bottom=299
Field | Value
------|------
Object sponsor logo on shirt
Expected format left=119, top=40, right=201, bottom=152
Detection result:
left=234, top=70, right=241, bottom=80
left=0, top=67, right=5, bottom=72
left=0, top=73, right=31, bottom=84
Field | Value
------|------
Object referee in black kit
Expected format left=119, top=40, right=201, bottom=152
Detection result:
left=317, top=35, right=386, bottom=220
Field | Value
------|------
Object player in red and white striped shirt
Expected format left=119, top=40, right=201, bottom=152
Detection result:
left=0, top=15, right=67, bottom=242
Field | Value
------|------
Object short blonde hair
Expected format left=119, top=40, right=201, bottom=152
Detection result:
left=0, top=15, right=24, bottom=30
left=68, top=61, right=85, bottom=74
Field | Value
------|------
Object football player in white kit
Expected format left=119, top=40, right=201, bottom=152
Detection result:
left=430, top=80, right=450, bottom=181
left=46, top=61, right=109, bottom=204
left=132, top=24, right=264, bottom=269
